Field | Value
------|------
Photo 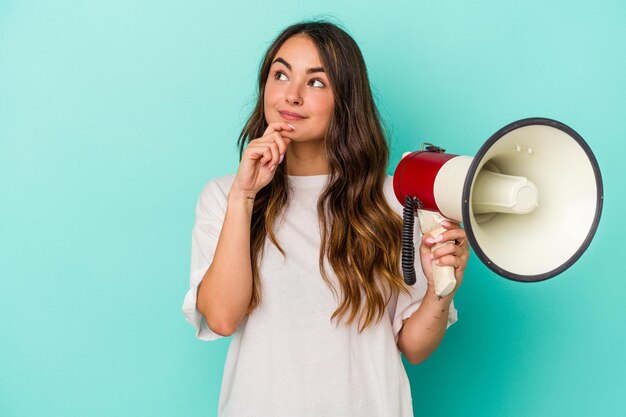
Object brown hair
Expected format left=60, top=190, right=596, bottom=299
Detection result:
left=237, top=20, right=409, bottom=333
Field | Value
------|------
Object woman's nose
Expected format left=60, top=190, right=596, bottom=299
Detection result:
left=285, top=83, right=302, bottom=105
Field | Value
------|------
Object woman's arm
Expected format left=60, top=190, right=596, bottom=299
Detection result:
left=397, top=221, right=469, bottom=364
left=196, top=184, right=255, bottom=336
left=397, top=288, right=454, bottom=364
left=197, top=123, right=292, bottom=336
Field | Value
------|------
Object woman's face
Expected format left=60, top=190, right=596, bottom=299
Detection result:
left=263, top=34, right=334, bottom=142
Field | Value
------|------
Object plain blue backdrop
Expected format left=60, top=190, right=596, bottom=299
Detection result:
left=1, top=1, right=624, bottom=416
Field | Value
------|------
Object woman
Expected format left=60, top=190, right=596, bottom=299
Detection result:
left=182, top=20, right=469, bottom=417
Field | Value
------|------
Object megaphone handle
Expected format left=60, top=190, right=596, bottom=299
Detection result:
left=417, top=210, right=457, bottom=298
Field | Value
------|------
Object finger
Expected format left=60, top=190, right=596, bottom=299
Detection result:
left=255, top=132, right=291, bottom=162
left=259, top=147, right=273, bottom=166
left=264, top=131, right=290, bottom=156
left=436, top=228, right=467, bottom=244
left=421, top=234, right=439, bottom=251
left=263, top=122, right=296, bottom=136
left=432, top=242, right=458, bottom=259
left=266, top=142, right=280, bottom=168
left=446, top=245, right=470, bottom=261
left=440, top=220, right=462, bottom=230
left=246, top=144, right=274, bottom=166
left=421, top=231, right=445, bottom=247
left=243, top=143, right=264, bottom=161
left=422, top=230, right=460, bottom=248
left=276, top=136, right=289, bottom=163
left=434, top=254, right=465, bottom=270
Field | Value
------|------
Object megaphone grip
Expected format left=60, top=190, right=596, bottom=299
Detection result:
left=417, top=210, right=458, bottom=298
left=431, top=243, right=457, bottom=297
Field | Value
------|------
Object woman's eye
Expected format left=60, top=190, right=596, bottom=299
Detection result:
left=309, top=79, right=325, bottom=88
left=274, top=71, right=288, bottom=81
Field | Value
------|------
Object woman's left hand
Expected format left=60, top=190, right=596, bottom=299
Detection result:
left=419, top=220, right=470, bottom=295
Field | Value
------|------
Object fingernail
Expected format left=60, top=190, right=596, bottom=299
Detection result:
left=426, top=237, right=435, bottom=244
left=429, top=253, right=434, bottom=260
left=287, top=124, right=295, bottom=130
left=270, top=165, right=276, bottom=171
left=279, top=154, right=284, bottom=163
left=433, top=235, right=444, bottom=242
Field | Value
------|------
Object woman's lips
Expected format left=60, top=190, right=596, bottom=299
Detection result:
left=279, top=111, right=306, bottom=120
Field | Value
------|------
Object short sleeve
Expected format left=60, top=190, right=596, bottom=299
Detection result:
left=181, top=177, right=233, bottom=341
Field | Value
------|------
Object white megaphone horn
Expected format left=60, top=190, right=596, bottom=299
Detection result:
left=393, top=117, right=604, bottom=297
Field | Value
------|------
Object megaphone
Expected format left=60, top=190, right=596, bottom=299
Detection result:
left=393, top=117, right=603, bottom=296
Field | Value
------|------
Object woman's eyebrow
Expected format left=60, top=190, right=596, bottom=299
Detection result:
left=272, top=57, right=325, bottom=74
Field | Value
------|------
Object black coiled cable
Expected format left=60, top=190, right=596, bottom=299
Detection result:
left=402, top=196, right=422, bottom=286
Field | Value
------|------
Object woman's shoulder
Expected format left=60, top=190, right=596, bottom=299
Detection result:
left=196, top=174, right=236, bottom=209
left=383, top=174, right=404, bottom=215
left=202, top=173, right=236, bottom=193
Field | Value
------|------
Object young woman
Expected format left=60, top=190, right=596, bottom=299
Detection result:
left=182, top=20, right=469, bottom=417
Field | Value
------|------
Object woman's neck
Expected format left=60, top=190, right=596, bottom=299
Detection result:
left=285, top=140, right=330, bottom=176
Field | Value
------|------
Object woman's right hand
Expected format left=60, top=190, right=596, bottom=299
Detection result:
left=232, top=122, right=295, bottom=197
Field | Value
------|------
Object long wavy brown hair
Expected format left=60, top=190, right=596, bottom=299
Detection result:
left=237, top=20, right=410, bottom=333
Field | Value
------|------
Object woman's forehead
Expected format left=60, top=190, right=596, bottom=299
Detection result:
left=272, top=35, right=324, bottom=69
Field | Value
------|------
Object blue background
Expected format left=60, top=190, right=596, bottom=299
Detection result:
left=1, top=1, right=624, bottom=416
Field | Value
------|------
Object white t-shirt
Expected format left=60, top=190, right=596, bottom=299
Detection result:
left=182, top=173, right=458, bottom=417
